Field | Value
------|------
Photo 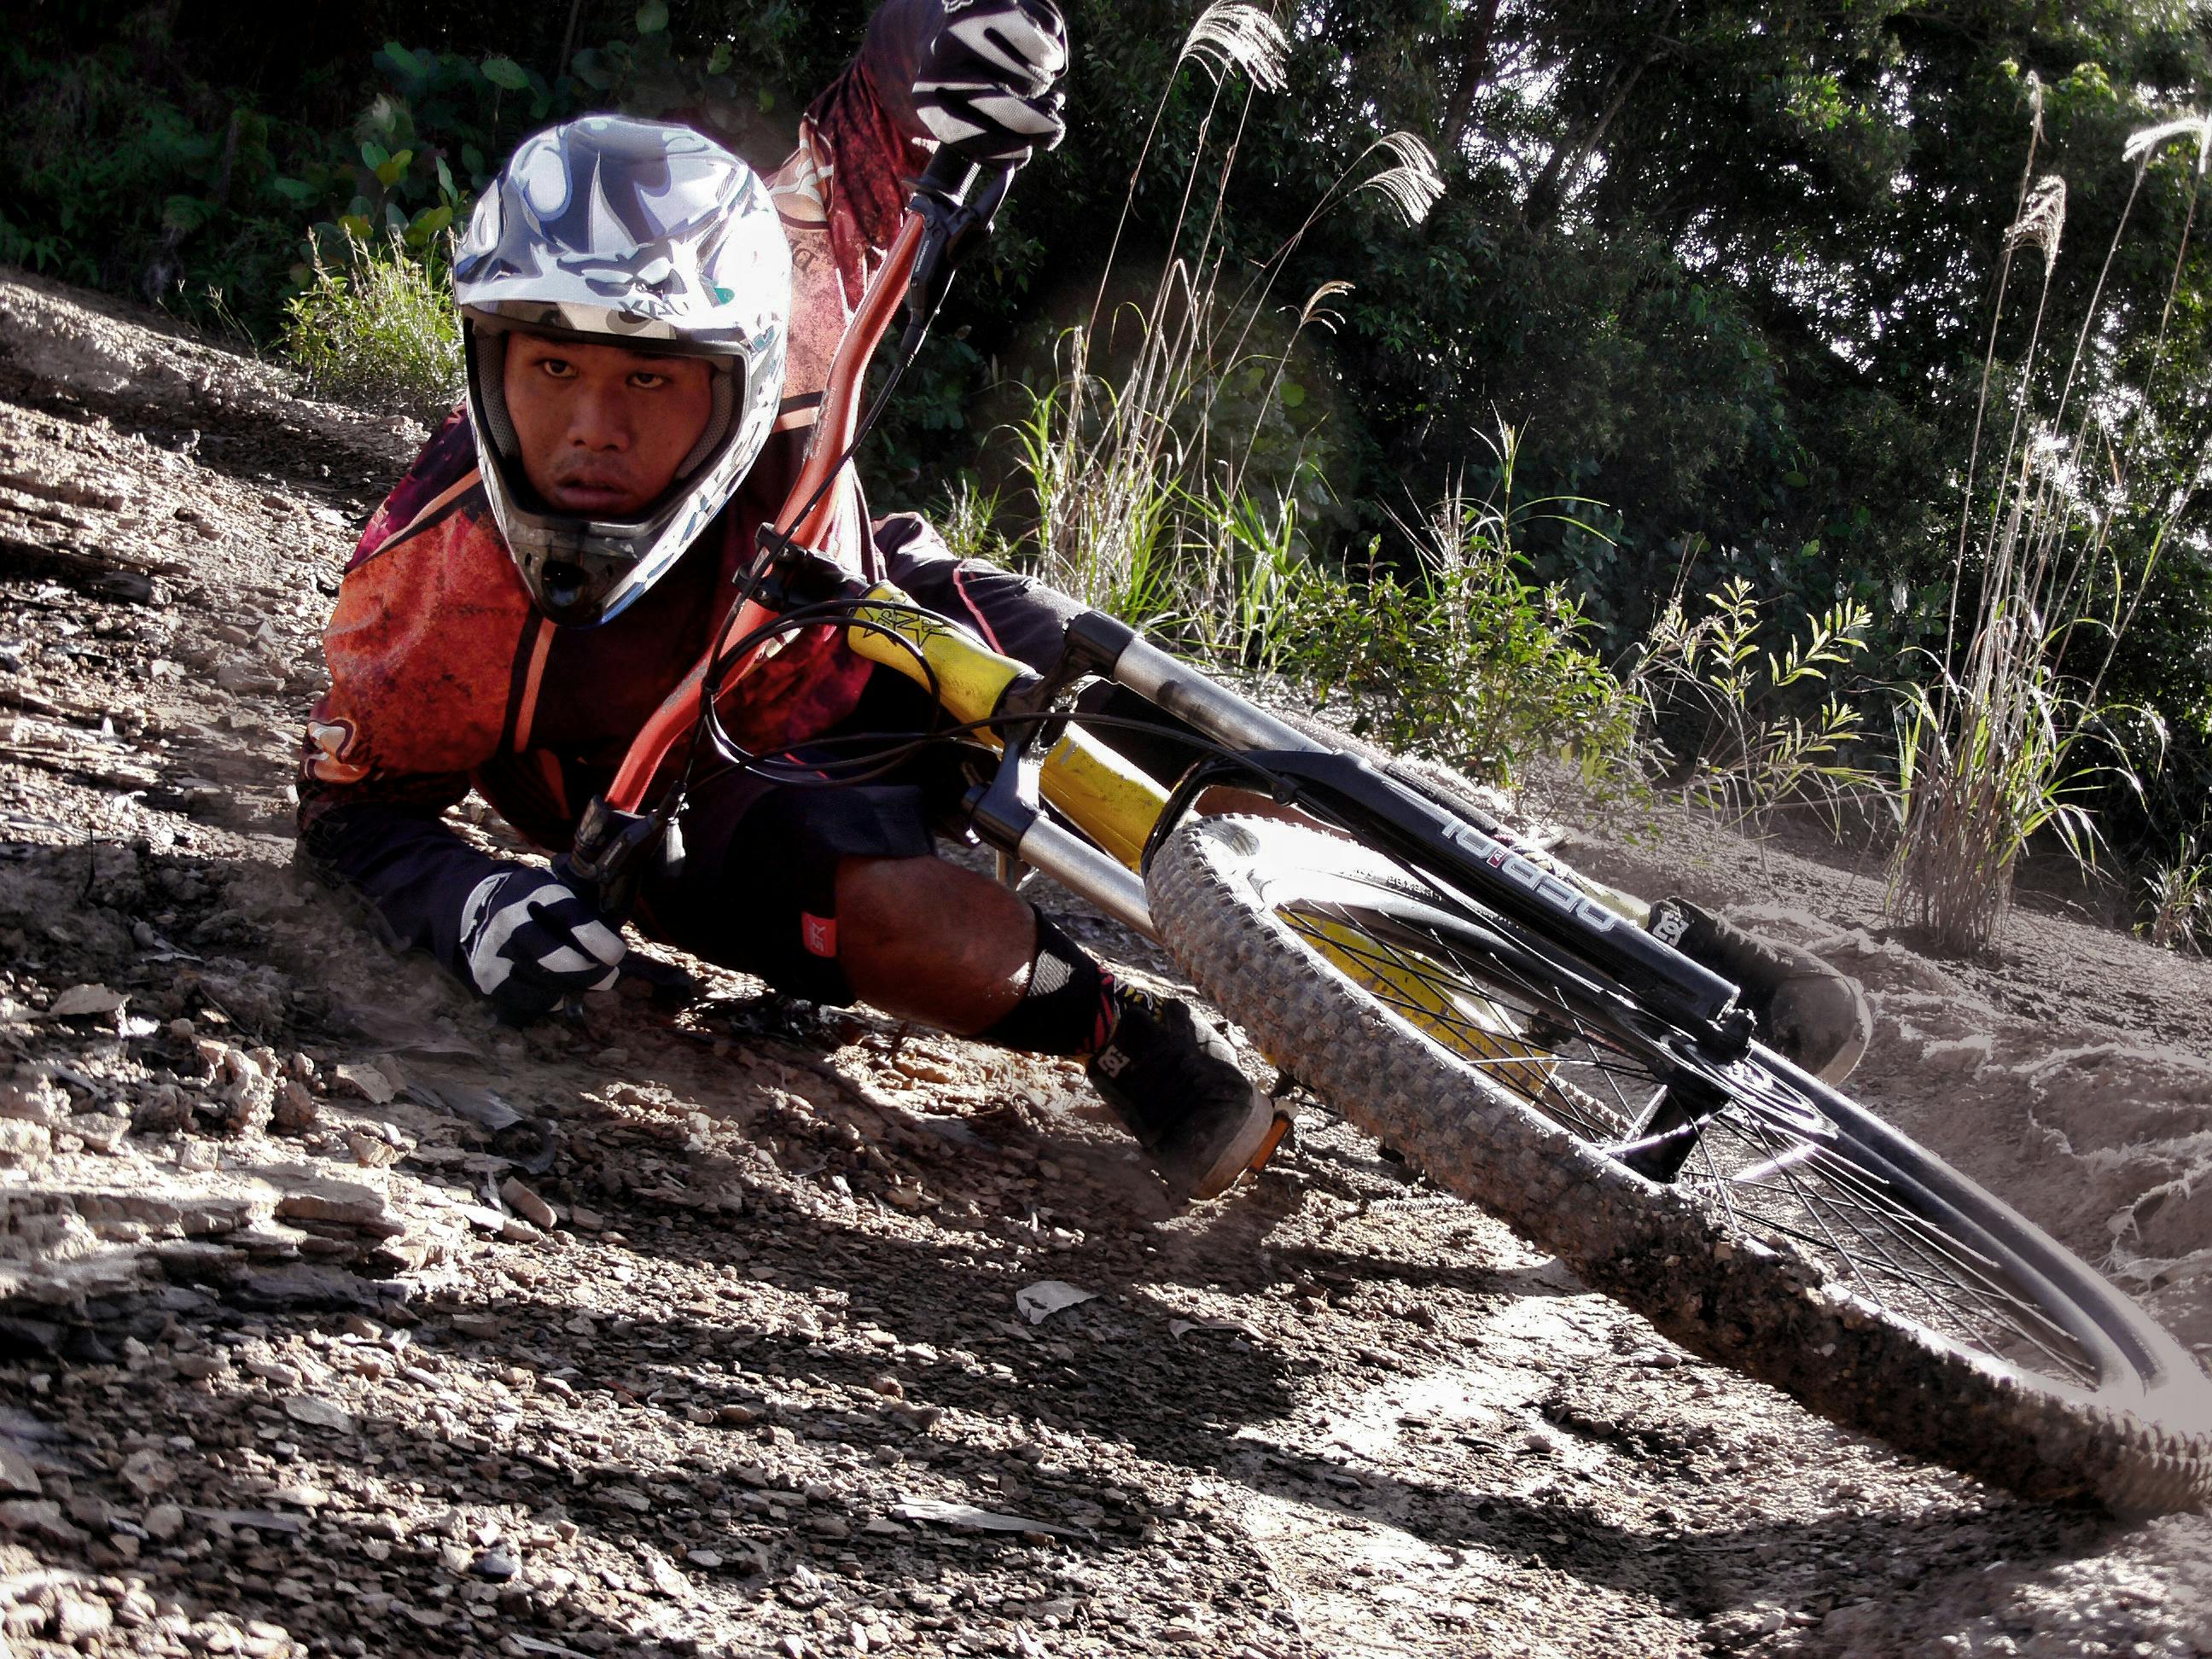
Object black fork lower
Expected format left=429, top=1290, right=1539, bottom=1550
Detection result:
left=1613, top=1072, right=1732, bottom=1183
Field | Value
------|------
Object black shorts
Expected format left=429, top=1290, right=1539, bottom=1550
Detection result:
left=631, top=667, right=963, bottom=1004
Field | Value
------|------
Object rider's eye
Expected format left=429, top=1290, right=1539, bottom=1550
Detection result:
left=630, top=371, right=669, bottom=390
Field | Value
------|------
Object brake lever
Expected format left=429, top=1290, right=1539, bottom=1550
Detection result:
left=900, top=151, right=1016, bottom=361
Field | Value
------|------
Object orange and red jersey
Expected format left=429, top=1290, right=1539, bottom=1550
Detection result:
left=294, top=38, right=937, bottom=963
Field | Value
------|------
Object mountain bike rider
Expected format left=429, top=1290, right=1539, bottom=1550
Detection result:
left=296, top=0, right=1870, bottom=1203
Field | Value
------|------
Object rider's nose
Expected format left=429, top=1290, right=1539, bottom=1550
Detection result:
left=568, top=381, right=632, bottom=451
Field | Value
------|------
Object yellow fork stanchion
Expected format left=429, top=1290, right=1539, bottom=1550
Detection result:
left=844, top=585, right=1170, bottom=871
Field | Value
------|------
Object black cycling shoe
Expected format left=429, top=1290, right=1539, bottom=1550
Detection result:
left=1646, top=898, right=1871, bottom=1085
left=1086, top=983, right=1290, bottom=1200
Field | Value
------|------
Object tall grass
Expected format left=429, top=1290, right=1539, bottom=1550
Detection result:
left=1010, top=323, right=1190, bottom=626
left=992, top=3, right=1641, bottom=793
left=282, top=231, right=462, bottom=422
left=2142, top=836, right=2209, bottom=953
left=2132, top=835, right=2203, bottom=955
left=987, top=15, right=2212, bottom=888
left=1889, top=108, right=2210, bottom=953
left=1012, top=3, right=1436, bottom=615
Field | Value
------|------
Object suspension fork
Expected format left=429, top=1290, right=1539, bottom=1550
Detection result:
left=1054, top=610, right=1756, bottom=1051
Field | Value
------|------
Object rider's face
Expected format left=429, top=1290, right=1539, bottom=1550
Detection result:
left=501, top=333, right=714, bottom=518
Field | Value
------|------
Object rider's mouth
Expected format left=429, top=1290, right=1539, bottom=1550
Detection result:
left=546, top=479, right=643, bottom=515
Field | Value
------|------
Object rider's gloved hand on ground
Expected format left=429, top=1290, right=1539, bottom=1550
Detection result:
left=1645, top=898, right=1871, bottom=1085
left=874, top=0, right=1070, bottom=165
left=457, top=868, right=627, bottom=1021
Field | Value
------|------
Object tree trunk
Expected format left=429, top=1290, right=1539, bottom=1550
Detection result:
left=1522, top=1, right=1679, bottom=232
left=1439, top=0, right=1503, bottom=162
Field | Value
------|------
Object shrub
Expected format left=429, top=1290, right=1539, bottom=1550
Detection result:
left=281, top=235, right=462, bottom=423
left=1630, top=576, right=1883, bottom=833
left=1272, top=485, right=1639, bottom=791
left=2141, top=836, right=2210, bottom=952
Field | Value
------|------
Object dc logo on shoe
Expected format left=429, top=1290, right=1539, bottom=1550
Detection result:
left=1094, top=1045, right=1133, bottom=1079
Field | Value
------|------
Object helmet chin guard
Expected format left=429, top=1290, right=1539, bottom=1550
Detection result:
left=453, top=115, right=791, bottom=626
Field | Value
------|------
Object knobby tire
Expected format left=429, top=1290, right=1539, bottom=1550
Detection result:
left=1147, top=815, right=2212, bottom=1515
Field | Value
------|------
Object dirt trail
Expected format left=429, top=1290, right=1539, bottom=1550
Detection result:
left=1, top=268, right=2209, bottom=1659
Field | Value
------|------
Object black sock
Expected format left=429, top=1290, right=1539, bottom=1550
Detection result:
left=973, top=911, right=1118, bottom=1057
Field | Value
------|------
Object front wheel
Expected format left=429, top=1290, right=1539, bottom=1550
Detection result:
left=1147, top=815, right=2212, bottom=1514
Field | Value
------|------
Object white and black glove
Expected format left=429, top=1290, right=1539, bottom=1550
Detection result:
left=912, top=0, right=1069, bottom=166
left=457, top=868, right=626, bottom=1020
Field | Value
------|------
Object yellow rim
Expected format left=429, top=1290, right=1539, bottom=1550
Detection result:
left=1281, top=905, right=1565, bottom=1106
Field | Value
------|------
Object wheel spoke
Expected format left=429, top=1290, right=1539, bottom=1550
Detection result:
left=1692, top=1112, right=2094, bottom=1380
left=1276, top=883, right=2101, bottom=1388
left=1693, top=1116, right=1742, bottom=1233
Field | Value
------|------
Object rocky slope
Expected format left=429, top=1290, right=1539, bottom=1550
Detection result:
left=1, top=269, right=2209, bottom=1658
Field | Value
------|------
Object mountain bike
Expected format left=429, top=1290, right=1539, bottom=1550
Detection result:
left=569, top=153, right=2212, bottom=1516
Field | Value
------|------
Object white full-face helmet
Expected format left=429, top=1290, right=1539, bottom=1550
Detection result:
left=453, top=115, right=790, bottom=626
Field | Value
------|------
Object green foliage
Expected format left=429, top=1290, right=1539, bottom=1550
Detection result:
left=0, top=0, right=814, bottom=339
left=1008, top=337, right=1184, bottom=628
left=996, top=414, right=1637, bottom=792
left=2, top=26, right=306, bottom=331
left=932, top=478, right=1013, bottom=567
left=281, top=236, right=463, bottom=423
left=1631, top=577, right=1883, bottom=833
left=1271, top=498, right=1638, bottom=791
left=2140, top=836, right=2210, bottom=953
left=1047, top=0, right=2212, bottom=857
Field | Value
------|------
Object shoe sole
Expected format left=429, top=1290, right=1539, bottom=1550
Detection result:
left=1185, top=1099, right=1294, bottom=1202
